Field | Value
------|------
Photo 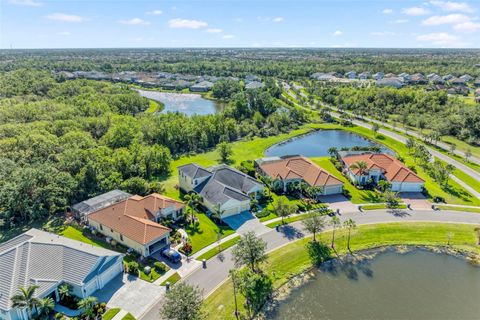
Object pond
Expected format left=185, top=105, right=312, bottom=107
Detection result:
left=269, top=249, right=480, bottom=320
left=137, top=89, right=223, bottom=116
left=264, top=130, right=393, bottom=157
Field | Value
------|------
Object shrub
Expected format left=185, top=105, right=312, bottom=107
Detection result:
left=153, top=262, right=167, bottom=273
left=127, top=261, right=139, bottom=275
left=55, top=313, right=63, bottom=319
left=433, top=196, right=446, bottom=203
left=255, top=209, right=271, bottom=218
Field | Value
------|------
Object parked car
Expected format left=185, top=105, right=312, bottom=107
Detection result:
left=162, top=248, right=182, bottom=263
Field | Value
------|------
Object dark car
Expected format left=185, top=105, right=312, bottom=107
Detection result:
left=161, top=248, right=182, bottom=263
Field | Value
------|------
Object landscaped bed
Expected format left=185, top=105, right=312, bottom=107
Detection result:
left=123, top=254, right=170, bottom=282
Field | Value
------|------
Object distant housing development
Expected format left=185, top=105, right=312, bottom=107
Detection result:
left=85, top=193, right=184, bottom=257
left=0, top=229, right=123, bottom=320
left=178, top=163, right=264, bottom=218
left=255, top=155, right=344, bottom=196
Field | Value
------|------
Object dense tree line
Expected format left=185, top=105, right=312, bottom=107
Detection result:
left=310, top=84, right=480, bottom=144
left=0, top=70, right=303, bottom=226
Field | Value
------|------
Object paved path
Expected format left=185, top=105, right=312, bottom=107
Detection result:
left=111, top=309, right=128, bottom=320
left=140, top=209, right=480, bottom=320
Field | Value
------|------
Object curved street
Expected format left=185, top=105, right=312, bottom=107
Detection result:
left=140, top=209, right=480, bottom=320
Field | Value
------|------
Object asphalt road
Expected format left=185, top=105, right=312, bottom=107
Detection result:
left=140, top=209, right=480, bottom=320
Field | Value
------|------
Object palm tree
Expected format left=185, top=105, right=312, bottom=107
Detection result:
left=11, top=285, right=40, bottom=319
left=211, top=204, right=225, bottom=223
left=474, top=227, right=480, bottom=245
left=327, top=147, right=338, bottom=157
left=330, top=216, right=341, bottom=249
left=344, top=218, right=357, bottom=252
left=36, top=297, right=55, bottom=319
left=184, top=193, right=202, bottom=226
left=350, top=161, right=369, bottom=177
left=58, top=283, right=71, bottom=301
left=78, top=296, right=98, bottom=320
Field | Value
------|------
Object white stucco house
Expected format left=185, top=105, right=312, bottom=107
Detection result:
left=341, top=153, right=425, bottom=192
left=178, top=163, right=265, bottom=219
left=0, top=229, right=123, bottom=320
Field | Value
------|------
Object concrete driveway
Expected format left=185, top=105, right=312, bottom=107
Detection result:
left=319, top=194, right=359, bottom=213
left=223, top=211, right=270, bottom=235
left=400, top=193, right=432, bottom=210
left=93, top=273, right=165, bottom=318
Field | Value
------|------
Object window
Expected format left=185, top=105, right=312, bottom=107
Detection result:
left=100, top=224, right=103, bottom=230
left=110, top=228, right=114, bottom=233
left=120, top=234, right=123, bottom=241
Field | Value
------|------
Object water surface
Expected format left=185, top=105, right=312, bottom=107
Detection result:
left=265, top=130, right=392, bottom=157
left=270, top=249, right=480, bottom=320
left=137, top=89, right=223, bottom=116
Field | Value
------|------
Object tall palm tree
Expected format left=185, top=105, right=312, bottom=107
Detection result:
left=58, top=283, right=71, bottom=301
left=330, top=216, right=341, bottom=249
left=36, top=297, right=55, bottom=319
left=344, top=219, right=357, bottom=252
left=78, top=296, right=98, bottom=320
left=184, top=193, right=202, bottom=226
left=350, top=161, right=369, bottom=184
left=211, top=204, right=225, bottom=223
left=11, top=285, right=40, bottom=319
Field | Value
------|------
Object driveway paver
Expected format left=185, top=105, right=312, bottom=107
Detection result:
left=223, top=211, right=270, bottom=235
left=319, top=194, right=359, bottom=213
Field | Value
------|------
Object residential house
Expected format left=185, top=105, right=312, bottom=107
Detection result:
left=460, top=74, right=473, bottom=82
left=245, top=81, right=265, bottom=90
left=87, top=194, right=184, bottom=257
left=0, top=229, right=123, bottom=320
left=449, top=77, right=466, bottom=86
left=426, top=73, right=438, bottom=80
left=178, top=163, right=264, bottom=219
left=162, top=80, right=191, bottom=90
left=376, top=77, right=404, bottom=89
left=398, top=73, right=411, bottom=83
left=430, top=75, right=445, bottom=84
left=340, top=153, right=424, bottom=192
left=190, top=81, right=214, bottom=92
left=71, top=190, right=132, bottom=221
left=473, top=79, right=480, bottom=88
left=255, top=156, right=344, bottom=196
left=442, top=74, right=454, bottom=81
left=245, top=74, right=261, bottom=83
left=410, top=73, right=427, bottom=84
left=345, top=71, right=357, bottom=79
left=358, top=71, right=371, bottom=80
left=373, top=72, right=384, bottom=80
left=384, top=73, right=397, bottom=78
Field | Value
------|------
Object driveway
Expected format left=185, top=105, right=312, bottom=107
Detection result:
left=93, top=273, right=165, bottom=318
left=223, top=211, right=270, bottom=235
left=319, top=194, right=359, bottom=213
left=400, top=193, right=432, bottom=210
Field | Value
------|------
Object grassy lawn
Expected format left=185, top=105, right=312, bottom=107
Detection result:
left=265, top=212, right=313, bottom=228
left=145, top=99, right=163, bottom=113
left=196, top=236, right=240, bottom=261
left=59, top=225, right=124, bottom=252
left=123, top=254, right=169, bottom=283
left=204, top=222, right=480, bottom=320
left=161, top=272, right=181, bottom=286
left=257, top=193, right=307, bottom=222
left=103, top=308, right=120, bottom=320
left=436, top=205, right=480, bottom=213
left=186, top=211, right=235, bottom=254
left=452, top=168, right=480, bottom=194
left=362, top=204, right=407, bottom=210
left=122, top=313, right=136, bottom=320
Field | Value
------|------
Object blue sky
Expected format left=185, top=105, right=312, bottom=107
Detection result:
left=1, top=0, right=479, bottom=48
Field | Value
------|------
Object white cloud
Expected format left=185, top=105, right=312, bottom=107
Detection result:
left=371, top=31, right=396, bottom=36
left=429, top=1, right=473, bottom=13
left=222, top=34, right=235, bottom=39
left=146, top=10, right=163, bottom=16
left=168, top=18, right=208, bottom=29
left=382, top=8, right=393, bottom=14
left=273, top=17, right=284, bottom=22
left=332, top=30, right=343, bottom=36
left=118, top=18, right=150, bottom=25
left=9, top=0, right=43, bottom=6
left=422, top=13, right=469, bottom=25
left=402, top=7, right=430, bottom=16
left=206, top=28, right=223, bottom=33
left=453, top=21, right=480, bottom=32
left=58, top=31, right=71, bottom=36
left=416, top=32, right=460, bottom=46
left=391, top=19, right=409, bottom=24
left=46, top=13, right=88, bottom=22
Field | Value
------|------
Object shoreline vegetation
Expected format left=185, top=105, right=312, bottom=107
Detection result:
left=203, top=222, right=480, bottom=320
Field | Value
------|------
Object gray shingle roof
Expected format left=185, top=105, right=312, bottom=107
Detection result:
left=178, top=163, right=212, bottom=179
left=0, top=229, right=123, bottom=311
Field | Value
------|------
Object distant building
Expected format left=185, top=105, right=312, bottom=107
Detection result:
left=345, top=71, right=357, bottom=79
left=373, top=72, right=384, bottom=80
left=398, top=73, right=411, bottom=82
left=71, top=190, right=132, bottom=221
left=450, top=77, right=466, bottom=86
left=460, top=74, right=473, bottom=82
left=245, top=81, right=265, bottom=90
left=190, top=81, right=214, bottom=92
left=410, top=73, right=427, bottom=84
left=474, top=79, right=480, bottom=88
left=358, top=71, right=371, bottom=80
left=0, top=229, right=123, bottom=320
left=376, top=77, right=404, bottom=89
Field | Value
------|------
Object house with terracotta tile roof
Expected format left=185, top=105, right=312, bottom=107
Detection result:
left=255, top=156, right=344, bottom=196
left=340, top=153, right=424, bottom=192
left=86, top=193, right=184, bottom=257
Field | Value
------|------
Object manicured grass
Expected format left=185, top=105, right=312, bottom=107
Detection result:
left=265, top=212, right=312, bottom=228
left=122, top=313, right=136, bottom=320
left=311, top=157, right=381, bottom=204
left=257, top=193, right=306, bottom=222
left=436, top=205, right=480, bottom=213
left=204, top=222, right=480, bottom=320
left=59, top=226, right=123, bottom=251
left=145, top=99, right=163, bottom=113
left=452, top=168, right=480, bottom=193
left=186, top=211, right=235, bottom=254
left=123, top=255, right=169, bottom=283
left=102, top=308, right=120, bottom=320
left=362, top=204, right=407, bottom=210
left=196, top=236, right=240, bottom=261
left=161, top=272, right=181, bottom=286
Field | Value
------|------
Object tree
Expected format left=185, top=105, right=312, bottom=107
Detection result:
left=302, top=211, right=326, bottom=242
left=58, top=283, right=71, bottom=301
left=376, top=180, right=392, bottom=193
left=36, top=297, right=55, bottom=319
left=184, top=193, right=202, bottom=225
left=382, top=190, right=400, bottom=209
left=306, top=241, right=331, bottom=266
left=77, top=296, right=98, bottom=320
left=449, top=143, right=456, bottom=154
left=431, top=160, right=455, bottom=188
left=371, top=123, right=380, bottom=136
left=465, top=148, right=472, bottom=162
left=272, top=197, right=297, bottom=224
left=343, top=218, right=357, bottom=252
left=237, top=268, right=273, bottom=318
left=160, top=283, right=204, bottom=320
left=11, top=285, right=40, bottom=319
left=330, top=216, right=341, bottom=249
left=405, top=138, right=415, bottom=152
left=217, top=141, right=233, bottom=163
left=349, top=161, right=369, bottom=178
left=474, top=227, right=480, bottom=245
left=232, top=231, right=267, bottom=273
left=327, top=147, right=338, bottom=157
left=229, top=269, right=240, bottom=319
left=211, top=203, right=225, bottom=223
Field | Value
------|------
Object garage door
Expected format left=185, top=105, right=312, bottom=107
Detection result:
left=324, top=185, right=343, bottom=195
left=99, top=260, right=123, bottom=288
left=400, top=183, right=422, bottom=192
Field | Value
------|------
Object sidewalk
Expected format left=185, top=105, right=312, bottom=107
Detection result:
left=111, top=309, right=128, bottom=320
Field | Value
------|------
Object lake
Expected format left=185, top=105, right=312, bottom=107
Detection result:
left=269, top=249, right=480, bottom=320
left=137, top=89, right=223, bottom=116
left=264, top=130, right=392, bottom=157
